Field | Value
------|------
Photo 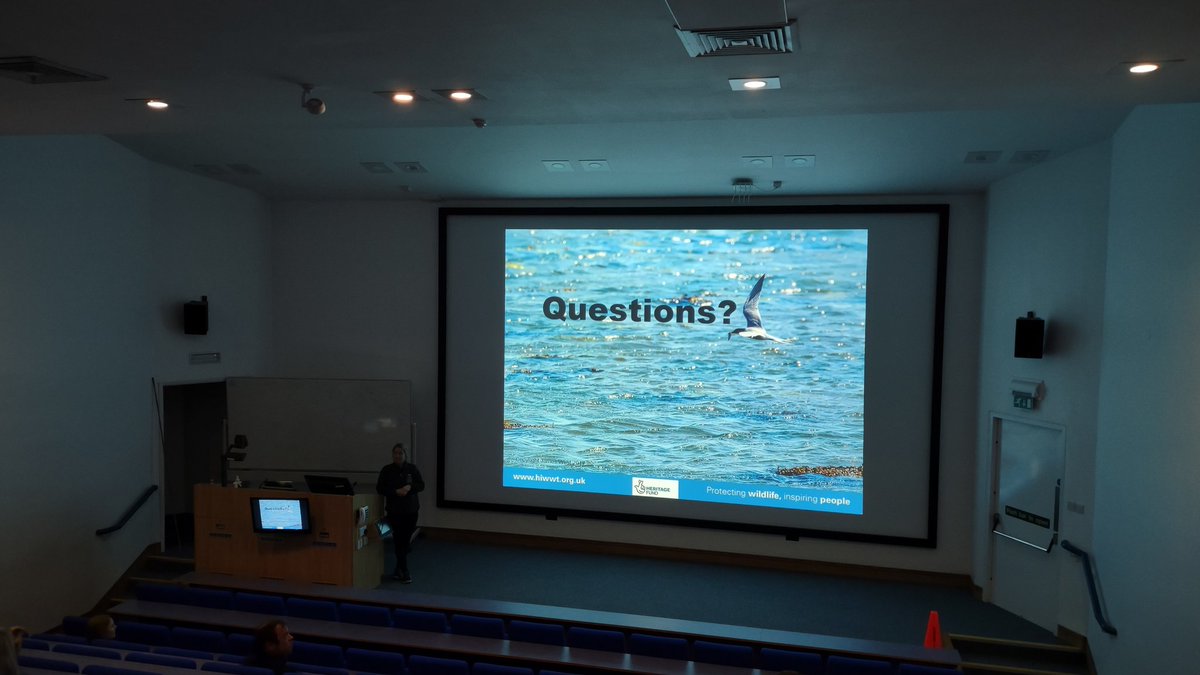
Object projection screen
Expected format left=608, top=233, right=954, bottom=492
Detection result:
left=439, top=205, right=947, bottom=546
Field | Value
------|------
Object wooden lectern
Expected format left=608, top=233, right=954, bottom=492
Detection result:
left=194, top=484, right=384, bottom=588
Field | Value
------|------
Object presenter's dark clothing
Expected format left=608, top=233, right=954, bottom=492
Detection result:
left=376, top=461, right=424, bottom=577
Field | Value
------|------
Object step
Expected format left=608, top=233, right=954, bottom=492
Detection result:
left=949, top=634, right=1089, bottom=675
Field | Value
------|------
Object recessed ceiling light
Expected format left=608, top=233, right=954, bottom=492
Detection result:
left=433, top=88, right=486, bottom=102
left=1128, top=63, right=1160, bottom=74
left=542, top=160, right=573, bottom=173
left=392, top=92, right=416, bottom=103
left=145, top=99, right=169, bottom=109
left=729, top=76, right=781, bottom=91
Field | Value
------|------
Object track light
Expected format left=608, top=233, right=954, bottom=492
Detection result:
left=301, top=83, right=326, bottom=115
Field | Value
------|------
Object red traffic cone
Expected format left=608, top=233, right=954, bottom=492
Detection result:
left=923, top=610, right=943, bottom=649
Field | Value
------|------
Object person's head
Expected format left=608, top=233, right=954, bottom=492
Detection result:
left=391, top=443, right=407, bottom=465
left=6, top=627, right=27, bottom=651
left=86, top=614, right=116, bottom=641
left=0, top=629, right=18, bottom=675
left=252, top=619, right=293, bottom=660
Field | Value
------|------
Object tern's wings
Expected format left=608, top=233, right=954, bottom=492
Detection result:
left=742, top=274, right=766, bottom=329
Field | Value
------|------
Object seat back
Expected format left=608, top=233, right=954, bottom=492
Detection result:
left=114, top=620, right=170, bottom=647
left=339, top=602, right=394, bottom=627
left=172, top=626, right=229, bottom=653
left=449, top=614, right=506, bottom=639
left=409, top=654, right=470, bottom=675
left=629, top=633, right=689, bottom=660
left=287, top=597, right=340, bottom=621
left=693, top=640, right=755, bottom=667
left=566, top=626, right=625, bottom=652
left=827, top=654, right=895, bottom=674
left=508, top=619, right=566, bottom=646
left=345, top=647, right=406, bottom=674
left=17, top=654, right=80, bottom=672
left=125, top=651, right=198, bottom=669
left=201, top=662, right=276, bottom=675
left=758, top=647, right=824, bottom=674
left=291, top=640, right=346, bottom=667
left=393, top=607, right=449, bottom=632
left=233, top=591, right=288, bottom=615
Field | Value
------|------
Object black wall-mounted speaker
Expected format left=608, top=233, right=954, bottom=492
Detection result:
left=1014, top=311, right=1044, bottom=359
left=184, top=296, right=208, bottom=335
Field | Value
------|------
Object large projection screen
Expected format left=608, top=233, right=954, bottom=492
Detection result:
left=439, top=206, right=946, bottom=546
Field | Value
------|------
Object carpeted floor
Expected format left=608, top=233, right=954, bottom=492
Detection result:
left=376, top=534, right=1061, bottom=647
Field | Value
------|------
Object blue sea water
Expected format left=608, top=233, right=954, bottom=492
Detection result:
left=504, top=228, right=866, bottom=496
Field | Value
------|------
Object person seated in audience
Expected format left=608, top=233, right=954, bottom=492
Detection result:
left=86, top=614, right=117, bottom=641
left=0, top=629, right=19, bottom=675
left=5, top=627, right=27, bottom=651
left=246, top=619, right=294, bottom=674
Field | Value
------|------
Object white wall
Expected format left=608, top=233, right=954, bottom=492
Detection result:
left=269, top=195, right=985, bottom=574
left=0, top=136, right=271, bottom=631
left=1090, top=103, right=1200, bottom=674
left=976, top=141, right=1111, bottom=633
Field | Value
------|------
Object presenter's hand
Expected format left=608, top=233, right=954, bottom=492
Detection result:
left=396, top=485, right=411, bottom=496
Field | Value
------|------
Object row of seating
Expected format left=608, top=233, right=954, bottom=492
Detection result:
left=115, top=583, right=959, bottom=675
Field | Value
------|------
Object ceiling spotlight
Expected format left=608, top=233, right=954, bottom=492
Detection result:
left=1128, top=63, right=1160, bottom=74
left=449, top=90, right=472, bottom=101
left=729, top=76, right=781, bottom=91
left=301, top=83, right=326, bottom=115
left=145, top=99, right=169, bottom=109
left=392, top=92, right=416, bottom=103
left=433, top=88, right=485, bottom=102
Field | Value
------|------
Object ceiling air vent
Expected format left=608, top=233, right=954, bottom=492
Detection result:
left=675, top=22, right=794, bottom=57
left=0, top=56, right=106, bottom=84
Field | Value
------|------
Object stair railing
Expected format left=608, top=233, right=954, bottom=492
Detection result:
left=1061, top=539, right=1118, bottom=636
left=96, top=484, right=159, bottom=536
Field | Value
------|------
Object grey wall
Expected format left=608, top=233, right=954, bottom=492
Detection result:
left=1091, top=103, right=1200, bottom=674
left=0, top=136, right=272, bottom=631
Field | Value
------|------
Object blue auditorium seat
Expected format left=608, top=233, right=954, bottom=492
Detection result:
left=18, top=654, right=80, bottom=672
left=32, top=633, right=87, bottom=644
left=287, top=597, right=339, bottom=621
left=53, top=643, right=123, bottom=660
left=201, top=662, right=275, bottom=675
left=472, top=663, right=533, bottom=675
left=827, top=654, right=895, bottom=674
left=628, top=633, right=689, bottom=660
left=346, top=647, right=407, bottom=674
left=81, top=666, right=152, bottom=675
left=92, top=639, right=152, bottom=652
left=898, top=664, right=960, bottom=675
left=115, top=620, right=170, bottom=646
left=566, top=626, right=625, bottom=652
left=125, top=651, right=198, bottom=668
left=693, top=640, right=755, bottom=667
left=178, top=586, right=235, bottom=610
left=290, top=640, right=346, bottom=667
left=134, top=582, right=185, bottom=604
left=22, top=638, right=51, bottom=650
left=227, top=633, right=256, bottom=656
left=408, top=654, right=470, bottom=675
left=61, top=615, right=89, bottom=637
left=507, top=619, right=566, bottom=646
left=172, top=625, right=228, bottom=653
left=156, top=645, right=215, bottom=659
left=392, top=607, right=449, bottom=632
left=449, top=614, right=506, bottom=639
left=759, top=646, right=824, bottom=674
left=233, top=591, right=288, bottom=615
left=339, top=602, right=393, bottom=627
left=289, top=664, right=351, bottom=675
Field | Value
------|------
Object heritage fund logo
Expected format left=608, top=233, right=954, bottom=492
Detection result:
left=632, top=477, right=679, bottom=499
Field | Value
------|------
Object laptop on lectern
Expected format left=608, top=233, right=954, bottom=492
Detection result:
left=303, top=474, right=356, bottom=495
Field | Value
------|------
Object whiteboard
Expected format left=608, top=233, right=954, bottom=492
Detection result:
left=226, top=378, right=412, bottom=483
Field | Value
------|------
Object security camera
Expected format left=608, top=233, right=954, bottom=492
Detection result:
left=300, top=84, right=326, bottom=115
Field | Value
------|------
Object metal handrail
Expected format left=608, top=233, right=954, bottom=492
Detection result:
left=1061, top=539, right=1118, bottom=636
left=96, top=484, right=159, bottom=536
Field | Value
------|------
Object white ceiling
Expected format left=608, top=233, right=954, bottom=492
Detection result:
left=3, top=0, right=1198, bottom=200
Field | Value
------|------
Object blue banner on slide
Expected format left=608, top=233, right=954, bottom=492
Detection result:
left=504, top=467, right=861, bottom=515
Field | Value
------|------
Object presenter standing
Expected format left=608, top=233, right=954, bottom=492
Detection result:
left=376, top=442, right=424, bottom=583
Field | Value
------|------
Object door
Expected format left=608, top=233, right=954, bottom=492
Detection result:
left=987, top=414, right=1065, bottom=631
